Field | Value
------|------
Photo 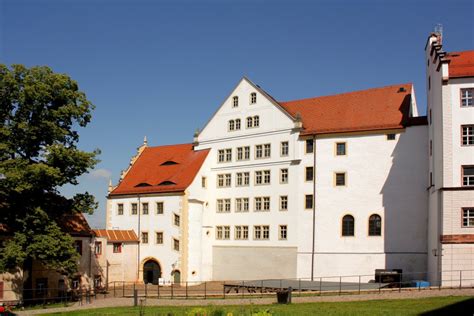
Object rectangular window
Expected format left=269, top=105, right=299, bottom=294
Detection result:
left=216, top=226, right=229, bottom=240
left=254, top=197, right=262, bottom=211
left=217, top=199, right=224, bottom=213
left=335, top=172, right=346, bottom=186
left=254, top=226, right=262, bottom=240
left=224, top=199, right=231, bottom=212
left=255, top=171, right=263, bottom=184
left=156, top=232, right=163, bottom=244
left=142, top=203, right=149, bottom=215
left=263, top=170, right=271, bottom=184
left=235, top=226, right=242, bottom=240
left=225, top=174, right=231, bottom=187
left=225, top=149, right=232, bottom=162
left=218, top=149, right=225, bottom=162
left=262, top=226, right=270, bottom=239
left=306, top=139, right=314, bottom=153
left=250, top=92, right=257, bottom=104
left=117, top=203, right=124, bottom=215
left=305, top=167, right=314, bottom=181
left=279, top=225, right=287, bottom=240
left=113, top=243, right=122, bottom=253
left=255, top=145, right=263, bottom=158
left=235, top=198, right=249, bottom=212
left=280, top=196, right=288, bottom=211
left=264, top=144, right=271, bottom=158
left=237, top=146, right=250, bottom=160
left=462, top=166, right=474, bottom=186
left=305, top=194, right=313, bottom=209
left=281, top=141, right=289, bottom=156
left=233, top=96, right=239, bottom=107
left=173, top=238, right=180, bottom=251
left=263, top=197, right=270, bottom=211
left=387, top=134, right=396, bottom=140
left=336, top=142, right=346, bottom=155
left=236, top=172, right=249, bottom=187
left=280, top=168, right=288, bottom=184
left=74, top=240, right=82, bottom=256
left=462, top=125, right=474, bottom=146
left=462, top=208, right=474, bottom=227
left=131, top=203, right=138, bottom=215
left=142, top=232, right=148, bottom=244
left=217, top=174, right=231, bottom=187
left=156, top=202, right=164, bottom=215
left=174, top=213, right=180, bottom=226
left=94, top=242, right=102, bottom=255
left=202, top=176, right=207, bottom=188
left=461, top=88, right=474, bottom=107
left=224, top=226, right=230, bottom=240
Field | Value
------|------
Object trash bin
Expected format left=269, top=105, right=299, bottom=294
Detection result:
left=276, top=287, right=292, bottom=304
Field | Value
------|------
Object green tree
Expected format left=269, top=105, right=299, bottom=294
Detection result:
left=0, top=64, right=99, bottom=281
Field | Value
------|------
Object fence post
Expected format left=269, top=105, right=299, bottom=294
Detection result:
left=358, top=275, right=361, bottom=295
left=379, top=279, right=381, bottom=294
left=133, top=283, right=136, bottom=298
left=261, top=280, right=264, bottom=298
left=223, top=281, right=226, bottom=300
left=400, top=272, right=403, bottom=292
left=298, top=279, right=301, bottom=297
left=459, top=270, right=462, bottom=289
left=241, top=281, right=244, bottom=299
left=171, top=283, right=174, bottom=299
left=339, top=276, right=342, bottom=295
left=122, top=282, right=125, bottom=297
left=145, top=282, right=147, bottom=297
left=157, top=283, right=160, bottom=299
left=113, top=282, right=116, bottom=297
left=186, top=281, right=188, bottom=299
left=319, top=277, right=322, bottom=295
left=204, top=281, right=207, bottom=300
left=280, top=279, right=282, bottom=290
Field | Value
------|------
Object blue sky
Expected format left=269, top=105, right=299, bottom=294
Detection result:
left=1, top=0, right=473, bottom=228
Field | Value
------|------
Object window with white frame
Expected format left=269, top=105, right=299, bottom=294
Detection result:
left=254, top=115, right=260, bottom=127
left=131, top=203, right=138, bottom=215
left=281, top=141, right=289, bottom=156
left=462, top=208, right=474, bottom=227
left=142, top=203, right=149, bottom=215
left=173, top=213, right=180, bottom=226
left=216, top=226, right=230, bottom=240
left=217, top=174, right=232, bottom=187
left=218, top=149, right=232, bottom=163
left=280, top=168, right=288, bottom=183
left=173, top=238, right=180, bottom=251
left=235, top=198, right=249, bottom=212
left=235, top=119, right=241, bottom=130
left=462, top=166, right=474, bottom=186
left=141, top=232, right=148, bottom=244
left=254, top=197, right=270, bottom=211
left=461, top=88, right=473, bottom=107
left=306, top=139, right=314, bottom=153
left=117, top=203, right=124, bottom=215
left=263, top=143, right=270, bottom=157
left=225, top=149, right=232, bottom=161
left=237, top=146, right=250, bottom=161
left=156, top=202, right=164, bottom=214
left=254, top=197, right=262, bottom=211
left=216, top=199, right=231, bottom=213
left=235, top=225, right=249, bottom=240
left=263, top=170, right=271, bottom=184
left=156, top=232, right=163, bottom=244
left=254, top=225, right=269, bottom=240
left=247, top=117, right=253, bottom=128
left=202, top=176, right=207, bottom=188
left=279, top=225, right=287, bottom=240
left=263, top=197, right=270, bottom=210
left=228, top=120, right=235, bottom=131
left=250, top=92, right=257, bottom=104
left=236, top=172, right=250, bottom=186
left=233, top=96, right=239, bottom=107
left=256, top=170, right=270, bottom=185
left=225, top=174, right=231, bottom=187
left=255, top=171, right=263, bottom=184
left=280, top=196, right=288, bottom=211
left=462, top=125, right=474, bottom=145
left=255, top=145, right=263, bottom=158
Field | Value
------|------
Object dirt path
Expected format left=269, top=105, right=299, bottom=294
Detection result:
left=16, top=288, right=474, bottom=315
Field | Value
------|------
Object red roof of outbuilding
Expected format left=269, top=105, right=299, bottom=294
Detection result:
left=279, top=83, right=423, bottom=135
left=447, top=50, right=474, bottom=78
left=109, top=143, right=209, bottom=196
left=94, top=229, right=139, bottom=242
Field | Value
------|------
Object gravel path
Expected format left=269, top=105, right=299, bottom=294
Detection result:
left=16, top=288, right=474, bottom=315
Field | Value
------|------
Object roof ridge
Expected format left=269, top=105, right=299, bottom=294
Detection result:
left=279, top=83, right=412, bottom=104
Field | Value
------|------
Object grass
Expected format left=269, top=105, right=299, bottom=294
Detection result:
left=41, top=296, right=474, bottom=315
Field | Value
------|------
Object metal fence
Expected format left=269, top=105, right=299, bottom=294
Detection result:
left=1, top=269, right=473, bottom=307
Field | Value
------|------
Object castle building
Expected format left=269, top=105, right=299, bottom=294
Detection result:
left=106, top=33, right=473, bottom=285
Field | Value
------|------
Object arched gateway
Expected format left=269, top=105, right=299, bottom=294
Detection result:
left=143, top=259, right=161, bottom=285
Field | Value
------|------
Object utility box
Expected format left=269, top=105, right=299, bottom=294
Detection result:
left=375, top=269, right=403, bottom=284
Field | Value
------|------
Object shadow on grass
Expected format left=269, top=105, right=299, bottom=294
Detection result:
left=420, top=297, right=474, bottom=315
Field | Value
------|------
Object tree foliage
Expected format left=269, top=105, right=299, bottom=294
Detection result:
left=0, top=64, right=99, bottom=275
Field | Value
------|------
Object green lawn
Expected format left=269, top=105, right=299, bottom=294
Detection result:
left=42, top=296, right=474, bottom=315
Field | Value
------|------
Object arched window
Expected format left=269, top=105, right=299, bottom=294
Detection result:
left=235, top=119, right=241, bottom=130
left=233, top=96, right=239, bottom=108
left=368, top=214, right=382, bottom=236
left=250, top=92, right=257, bottom=104
left=253, top=115, right=260, bottom=127
left=247, top=117, right=253, bottom=128
left=228, top=120, right=235, bottom=131
left=342, top=215, right=354, bottom=236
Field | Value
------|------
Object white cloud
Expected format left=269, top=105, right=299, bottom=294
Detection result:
left=88, top=168, right=112, bottom=180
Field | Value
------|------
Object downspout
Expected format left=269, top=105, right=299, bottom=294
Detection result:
left=89, top=236, right=93, bottom=286
left=310, top=135, right=316, bottom=281
left=137, top=195, right=141, bottom=282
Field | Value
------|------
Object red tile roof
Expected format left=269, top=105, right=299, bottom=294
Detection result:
left=58, top=213, right=93, bottom=237
left=447, top=50, right=474, bottom=78
left=109, top=143, right=210, bottom=196
left=279, top=83, right=425, bottom=135
left=94, top=229, right=139, bottom=242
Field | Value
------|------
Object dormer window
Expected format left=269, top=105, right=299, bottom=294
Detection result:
left=161, top=161, right=178, bottom=166
left=233, top=96, right=239, bottom=107
left=158, top=181, right=176, bottom=186
left=228, top=120, right=235, bottom=131
left=250, top=92, right=257, bottom=104
left=135, top=183, right=151, bottom=187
